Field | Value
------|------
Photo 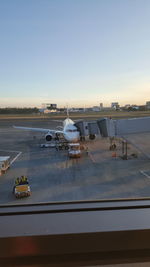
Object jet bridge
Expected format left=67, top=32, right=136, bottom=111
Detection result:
left=97, top=118, right=116, bottom=137
left=88, top=121, right=100, bottom=135
left=75, top=116, right=150, bottom=139
left=115, top=117, right=150, bottom=135
left=74, top=120, right=100, bottom=140
left=97, top=116, right=150, bottom=137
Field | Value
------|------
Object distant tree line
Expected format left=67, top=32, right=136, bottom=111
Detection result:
left=0, top=107, right=39, bottom=114
left=122, top=105, right=147, bottom=111
left=129, top=106, right=146, bottom=111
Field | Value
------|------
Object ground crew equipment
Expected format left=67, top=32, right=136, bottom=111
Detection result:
left=13, top=176, right=31, bottom=198
left=86, top=146, right=89, bottom=155
left=68, top=143, right=81, bottom=158
left=15, top=178, right=20, bottom=185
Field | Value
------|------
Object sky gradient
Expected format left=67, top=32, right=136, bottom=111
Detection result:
left=0, top=0, right=150, bottom=107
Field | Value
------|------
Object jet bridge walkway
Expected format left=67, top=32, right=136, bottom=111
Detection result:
left=97, top=116, right=150, bottom=137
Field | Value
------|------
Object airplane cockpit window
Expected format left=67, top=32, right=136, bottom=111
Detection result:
left=0, top=0, right=150, bottom=206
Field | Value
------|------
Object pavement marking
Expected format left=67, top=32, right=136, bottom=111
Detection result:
left=0, top=149, right=21, bottom=153
left=10, top=152, right=22, bottom=165
left=0, top=149, right=22, bottom=165
left=140, top=170, right=150, bottom=179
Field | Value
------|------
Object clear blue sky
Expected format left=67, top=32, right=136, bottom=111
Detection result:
left=0, top=0, right=150, bottom=107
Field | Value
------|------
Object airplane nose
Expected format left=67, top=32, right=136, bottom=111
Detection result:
left=65, top=133, right=79, bottom=142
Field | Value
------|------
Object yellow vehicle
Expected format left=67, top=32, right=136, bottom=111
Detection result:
left=14, top=177, right=31, bottom=198
left=14, top=184, right=31, bottom=198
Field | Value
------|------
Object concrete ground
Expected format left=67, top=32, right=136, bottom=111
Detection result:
left=0, top=118, right=150, bottom=205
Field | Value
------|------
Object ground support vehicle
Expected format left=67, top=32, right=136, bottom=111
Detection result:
left=40, top=143, right=56, bottom=148
left=14, top=178, right=31, bottom=198
left=0, top=156, right=10, bottom=175
left=55, top=141, right=69, bottom=151
left=14, top=184, right=31, bottom=198
left=68, top=143, right=81, bottom=158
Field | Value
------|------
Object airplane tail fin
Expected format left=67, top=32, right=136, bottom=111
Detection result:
left=67, top=106, right=69, bottom=118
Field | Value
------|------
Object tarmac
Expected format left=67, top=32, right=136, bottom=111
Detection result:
left=0, top=118, right=150, bottom=205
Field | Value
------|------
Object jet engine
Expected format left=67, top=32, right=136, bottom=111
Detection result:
left=45, top=133, right=52, bottom=141
left=89, top=134, right=96, bottom=140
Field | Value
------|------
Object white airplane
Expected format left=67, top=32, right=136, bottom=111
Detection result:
left=14, top=117, right=80, bottom=143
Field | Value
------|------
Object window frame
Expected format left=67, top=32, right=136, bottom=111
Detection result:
left=1, top=198, right=150, bottom=265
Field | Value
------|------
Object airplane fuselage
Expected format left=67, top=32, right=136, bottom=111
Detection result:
left=63, top=118, right=80, bottom=142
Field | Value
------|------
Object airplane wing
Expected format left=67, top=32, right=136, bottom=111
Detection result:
left=13, top=126, right=63, bottom=134
left=52, top=120, right=63, bottom=123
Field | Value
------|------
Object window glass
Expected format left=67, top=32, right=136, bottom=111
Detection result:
left=0, top=0, right=150, bottom=205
